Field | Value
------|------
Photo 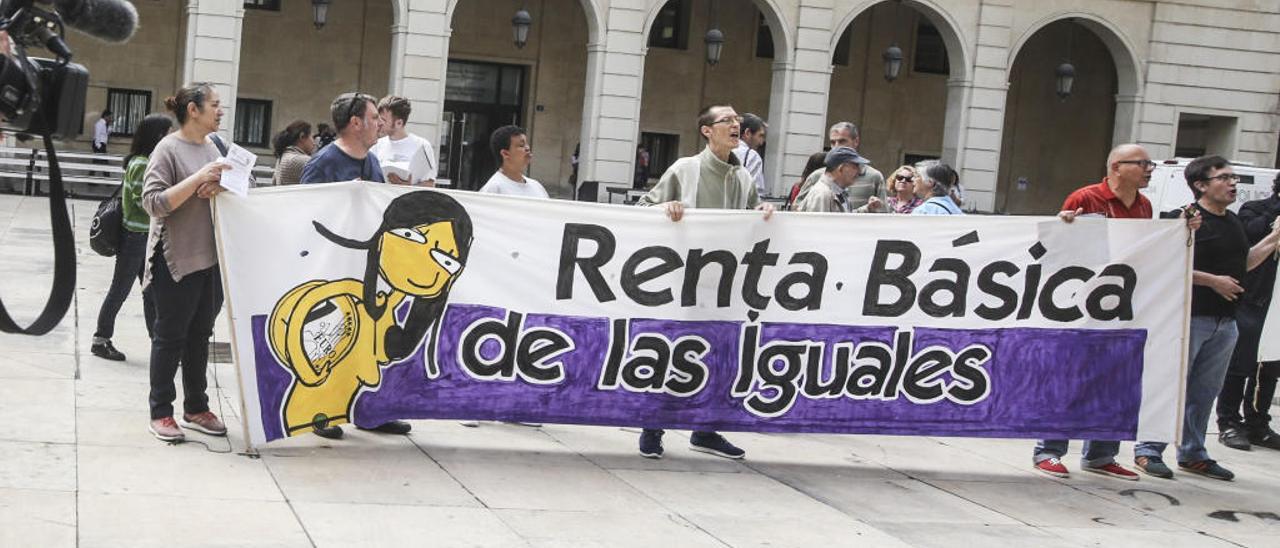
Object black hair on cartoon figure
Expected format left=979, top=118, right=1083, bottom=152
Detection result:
left=312, top=190, right=475, bottom=369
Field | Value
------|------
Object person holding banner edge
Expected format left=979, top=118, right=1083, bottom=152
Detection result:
left=1036, top=144, right=1198, bottom=480
left=635, top=104, right=773, bottom=460
left=1215, top=172, right=1280, bottom=451
left=1133, top=155, right=1280, bottom=481
left=140, top=83, right=232, bottom=442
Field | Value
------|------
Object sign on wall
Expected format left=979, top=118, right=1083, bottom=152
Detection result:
left=213, top=183, right=1192, bottom=448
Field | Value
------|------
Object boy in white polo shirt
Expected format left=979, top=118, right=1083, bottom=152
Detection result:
left=371, top=95, right=437, bottom=186
left=480, top=125, right=548, bottom=198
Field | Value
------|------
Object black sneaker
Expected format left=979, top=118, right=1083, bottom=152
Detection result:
left=1178, top=459, right=1234, bottom=481
left=314, top=425, right=344, bottom=439
left=358, top=420, right=412, bottom=435
left=638, top=429, right=664, bottom=459
left=1218, top=426, right=1252, bottom=451
left=1248, top=428, right=1280, bottom=450
left=91, top=340, right=126, bottom=361
left=1134, top=455, right=1173, bottom=479
left=689, top=431, right=745, bottom=459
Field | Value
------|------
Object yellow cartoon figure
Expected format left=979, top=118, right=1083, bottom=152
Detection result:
left=267, top=191, right=473, bottom=437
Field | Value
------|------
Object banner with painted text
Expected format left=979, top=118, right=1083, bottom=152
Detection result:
left=213, top=182, right=1191, bottom=448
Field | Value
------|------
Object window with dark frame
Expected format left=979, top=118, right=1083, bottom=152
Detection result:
left=234, top=99, right=273, bottom=148
left=912, top=17, right=950, bottom=75
left=243, top=0, right=281, bottom=11
left=647, top=0, right=689, bottom=50
left=640, top=132, right=679, bottom=185
left=832, top=26, right=853, bottom=66
left=755, top=12, right=774, bottom=59
left=105, top=88, right=151, bottom=137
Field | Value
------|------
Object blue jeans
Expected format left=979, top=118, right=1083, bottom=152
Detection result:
left=1135, top=316, right=1238, bottom=463
left=93, top=230, right=154, bottom=340
left=1034, top=439, right=1120, bottom=467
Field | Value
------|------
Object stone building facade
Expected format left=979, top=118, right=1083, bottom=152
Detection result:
left=62, top=0, right=1280, bottom=213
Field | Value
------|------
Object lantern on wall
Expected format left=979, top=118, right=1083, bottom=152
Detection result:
left=882, top=45, right=903, bottom=82
left=704, top=28, right=725, bottom=66
left=311, top=0, right=330, bottom=30
left=512, top=8, right=532, bottom=49
left=1055, top=62, right=1076, bottom=100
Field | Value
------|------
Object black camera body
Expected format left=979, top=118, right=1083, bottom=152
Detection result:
left=0, top=0, right=91, bottom=139
left=0, top=53, right=87, bottom=139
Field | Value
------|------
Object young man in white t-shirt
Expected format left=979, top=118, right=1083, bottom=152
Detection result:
left=371, top=95, right=437, bottom=186
left=479, top=125, right=549, bottom=198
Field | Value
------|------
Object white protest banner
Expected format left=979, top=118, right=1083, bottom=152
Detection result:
left=213, top=182, right=1191, bottom=449
left=1261, top=252, right=1280, bottom=362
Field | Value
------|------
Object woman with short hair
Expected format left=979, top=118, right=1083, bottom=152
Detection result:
left=911, top=162, right=965, bottom=215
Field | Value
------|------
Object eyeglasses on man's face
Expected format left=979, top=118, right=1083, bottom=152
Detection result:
left=1116, top=159, right=1157, bottom=170
left=711, top=116, right=743, bottom=126
left=1205, top=173, right=1240, bottom=183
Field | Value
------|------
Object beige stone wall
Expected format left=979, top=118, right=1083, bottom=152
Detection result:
left=239, top=1, right=393, bottom=155
left=995, top=20, right=1117, bottom=215
left=448, top=0, right=589, bottom=189
left=639, top=0, right=776, bottom=163
left=826, top=3, right=949, bottom=178
left=64, top=0, right=185, bottom=154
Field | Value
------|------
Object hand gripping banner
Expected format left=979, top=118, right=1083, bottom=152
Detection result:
left=212, top=182, right=1192, bottom=448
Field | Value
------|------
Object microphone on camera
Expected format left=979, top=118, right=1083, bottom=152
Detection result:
left=49, top=0, right=138, bottom=43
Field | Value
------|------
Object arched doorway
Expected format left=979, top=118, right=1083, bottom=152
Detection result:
left=442, top=0, right=596, bottom=194
left=826, top=1, right=967, bottom=175
left=635, top=0, right=789, bottom=192
left=996, top=17, right=1140, bottom=215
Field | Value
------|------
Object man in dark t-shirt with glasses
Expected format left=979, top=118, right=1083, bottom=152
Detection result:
left=1132, top=155, right=1280, bottom=481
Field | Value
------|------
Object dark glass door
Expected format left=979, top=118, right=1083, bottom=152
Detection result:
left=440, top=60, right=525, bottom=190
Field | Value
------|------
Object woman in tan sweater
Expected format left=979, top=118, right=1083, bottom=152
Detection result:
left=140, top=83, right=232, bottom=442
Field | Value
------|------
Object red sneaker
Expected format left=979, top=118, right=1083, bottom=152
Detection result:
left=1034, top=457, right=1070, bottom=478
left=1083, top=462, right=1139, bottom=481
left=149, top=417, right=185, bottom=442
left=180, top=411, right=228, bottom=436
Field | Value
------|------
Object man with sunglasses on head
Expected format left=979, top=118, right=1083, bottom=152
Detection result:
left=297, top=93, right=412, bottom=440
left=793, top=122, right=886, bottom=212
left=635, top=104, right=774, bottom=460
left=301, top=93, right=385, bottom=185
left=1130, top=156, right=1280, bottom=481
left=1034, top=143, right=1190, bottom=482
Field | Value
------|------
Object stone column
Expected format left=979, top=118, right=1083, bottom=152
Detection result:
left=763, top=1, right=836, bottom=197
left=952, top=0, right=1014, bottom=213
left=183, top=0, right=245, bottom=142
left=577, top=2, right=649, bottom=200
left=389, top=0, right=452, bottom=150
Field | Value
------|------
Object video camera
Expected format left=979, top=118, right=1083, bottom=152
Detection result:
left=0, top=0, right=136, bottom=336
left=0, top=0, right=92, bottom=138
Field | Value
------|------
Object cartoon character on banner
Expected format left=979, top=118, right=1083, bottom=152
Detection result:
left=266, top=191, right=473, bottom=437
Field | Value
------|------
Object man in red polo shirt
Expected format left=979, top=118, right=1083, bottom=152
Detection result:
left=1033, top=143, right=1202, bottom=481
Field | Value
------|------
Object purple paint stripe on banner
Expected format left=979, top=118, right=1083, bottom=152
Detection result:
left=249, top=303, right=1146, bottom=443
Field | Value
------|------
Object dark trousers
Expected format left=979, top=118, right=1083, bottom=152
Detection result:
left=1216, top=301, right=1280, bottom=432
left=147, top=251, right=222, bottom=420
left=93, top=231, right=154, bottom=340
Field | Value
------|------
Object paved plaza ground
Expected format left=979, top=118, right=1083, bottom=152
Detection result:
left=2, top=193, right=1279, bottom=547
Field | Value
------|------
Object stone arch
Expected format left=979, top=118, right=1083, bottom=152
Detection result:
left=829, top=0, right=970, bottom=83
left=641, top=0, right=793, bottom=61
left=1007, top=12, right=1143, bottom=103
left=431, top=0, right=606, bottom=45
